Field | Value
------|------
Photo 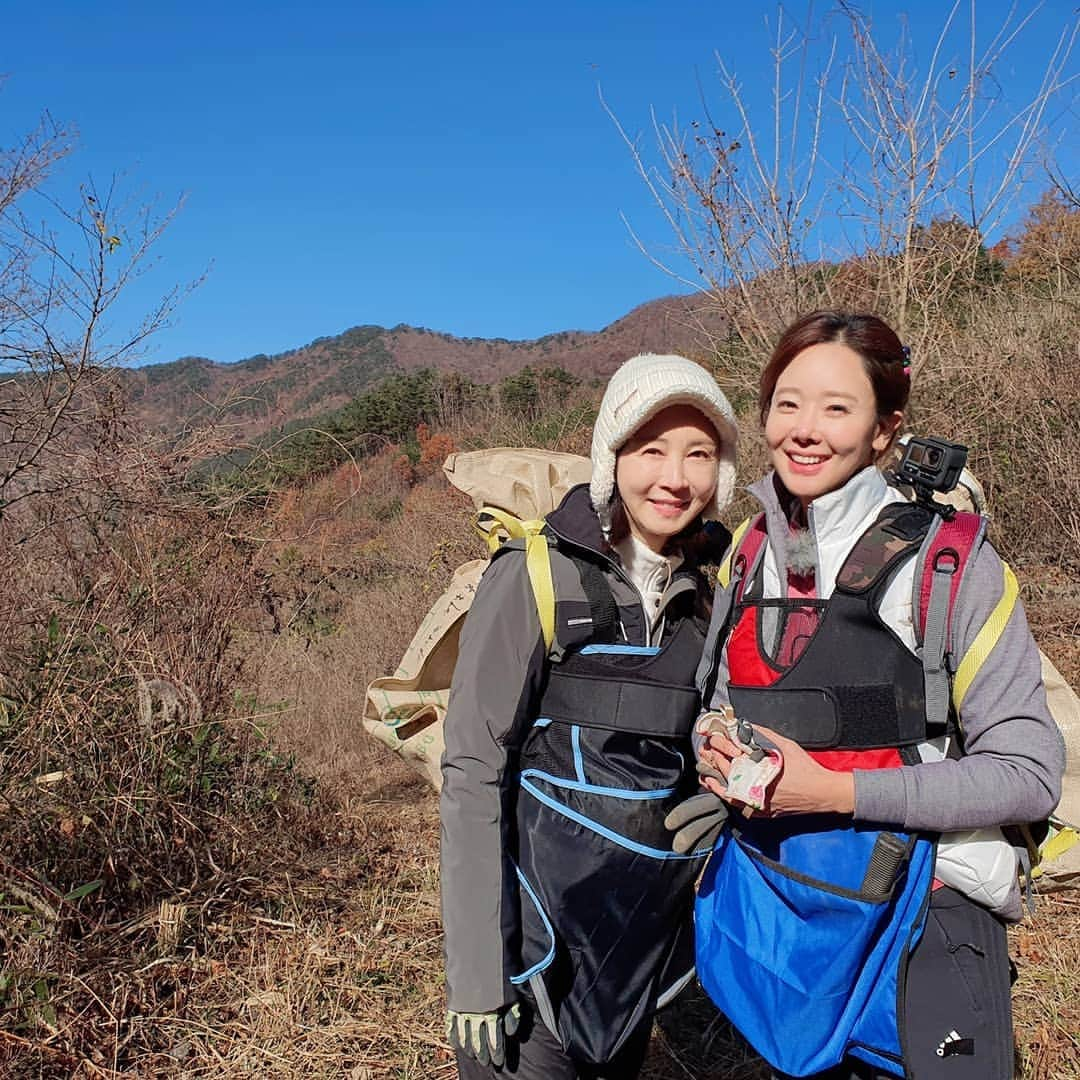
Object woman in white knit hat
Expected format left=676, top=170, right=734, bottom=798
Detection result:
left=441, top=353, right=738, bottom=1079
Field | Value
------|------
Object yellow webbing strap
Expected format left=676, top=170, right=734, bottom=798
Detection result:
left=951, top=561, right=1019, bottom=711
left=945, top=558, right=1077, bottom=877
left=474, top=507, right=556, bottom=652
left=717, top=517, right=753, bottom=589
left=1035, top=825, right=1079, bottom=874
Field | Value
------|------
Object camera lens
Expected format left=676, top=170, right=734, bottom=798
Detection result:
left=926, top=448, right=942, bottom=468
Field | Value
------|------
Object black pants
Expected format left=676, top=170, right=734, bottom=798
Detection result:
left=454, top=1006, right=651, bottom=1080
left=774, top=887, right=1015, bottom=1080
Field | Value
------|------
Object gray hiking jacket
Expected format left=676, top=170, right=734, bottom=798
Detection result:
left=439, top=485, right=715, bottom=1013
left=695, top=466, right=1065, bottom=919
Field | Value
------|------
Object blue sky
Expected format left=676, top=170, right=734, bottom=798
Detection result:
left=3, top=1, right=1077, bottom=365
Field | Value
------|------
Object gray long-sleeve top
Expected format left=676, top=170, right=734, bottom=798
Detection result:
left=696, top=468, right=1063, bottom=903
left=440, top=547, right=548, bottom=1014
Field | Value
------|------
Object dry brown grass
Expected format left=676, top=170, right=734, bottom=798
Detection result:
left=5, top=746, right=1073, bottom=1078
left=1012, top=894, right=1080, bottom=1079
left=178, top=466, right=1077, bottom=1080
left=3, top=403, right=1077, bottom=1078
left=0, top=756, right=444, bottom=1078
left=245, top=452, right=479, bottom=788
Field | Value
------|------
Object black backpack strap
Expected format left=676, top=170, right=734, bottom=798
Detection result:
left=571, top=555, right=620, bottom=644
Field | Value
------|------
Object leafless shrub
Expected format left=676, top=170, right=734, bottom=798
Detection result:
left=613, top=3, right=1079, bottom=570
left=0, top=110, right=330, bottom=1073
left=0, top=118, right=193, bottom=532
left=616, top=4, right=1076, bottom=342
left=0, top=447, right=335, bottom=1070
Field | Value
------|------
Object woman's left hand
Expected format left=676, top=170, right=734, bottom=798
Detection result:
left=699, top=725, right=855, bottom=817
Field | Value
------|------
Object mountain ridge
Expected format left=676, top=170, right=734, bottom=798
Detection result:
left=127, top=294, right=728, bottom=440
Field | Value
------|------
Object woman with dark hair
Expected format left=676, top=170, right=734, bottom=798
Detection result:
left=441, top=353, right=739, bottom=1079
left=690, top=311, right=1063, bottom=1080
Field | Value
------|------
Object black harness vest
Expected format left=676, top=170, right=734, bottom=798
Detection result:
left=510, top=552, right=708, bottom=1065
left=727, top=503, right=948, bottom=754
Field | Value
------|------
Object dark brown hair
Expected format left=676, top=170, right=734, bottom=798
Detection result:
left=758, top=311, right=910, bottom=430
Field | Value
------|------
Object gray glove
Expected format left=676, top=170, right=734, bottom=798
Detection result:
left=664, top=790, right=729, bottom=854
left=446, top=1003, right=522, bottom=1067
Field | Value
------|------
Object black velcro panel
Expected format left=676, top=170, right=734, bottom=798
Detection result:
left=573, top=557, right=619, bottom=644
left=832, top=684, right=926, bottom=747
left=729, top=683, right=926, bottom=749
left=728, top=686, right=840, bottom=748
left=885, top=504, right=935, bottom=541
left=537, top=669, right=699, bottom=738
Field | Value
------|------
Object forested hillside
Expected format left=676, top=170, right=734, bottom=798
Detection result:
left=125, top=295, right=728, bottom=443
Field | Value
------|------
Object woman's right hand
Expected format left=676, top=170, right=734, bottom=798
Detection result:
left=446, top=1004, right=521, bottom=1066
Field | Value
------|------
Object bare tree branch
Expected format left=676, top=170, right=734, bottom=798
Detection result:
left=0, top=118, right=188, bottom=523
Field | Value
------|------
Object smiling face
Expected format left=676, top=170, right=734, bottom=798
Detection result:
left=765, top=341, right=902, bottom=510
left=614, top=404, right=720, bottom=553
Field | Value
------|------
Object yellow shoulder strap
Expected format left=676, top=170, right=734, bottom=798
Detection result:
left=717, top=516, right=754, bottom=590
left=951, top=561, right=1019, bottom=711
left=1032, top=825, right=1080, bottom=877
left=474, top=507, right=556, bottom=652
left=948, top=559, right=1080, bottom=874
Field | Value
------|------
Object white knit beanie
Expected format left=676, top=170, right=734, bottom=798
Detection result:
left=590, top=353, right=738, bottom=535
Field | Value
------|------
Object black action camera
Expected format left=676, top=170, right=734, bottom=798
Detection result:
left=895, top=437, right=968, bottom=503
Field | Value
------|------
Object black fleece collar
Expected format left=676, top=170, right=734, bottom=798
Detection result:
left=544, top=484, right=610, bottom=556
